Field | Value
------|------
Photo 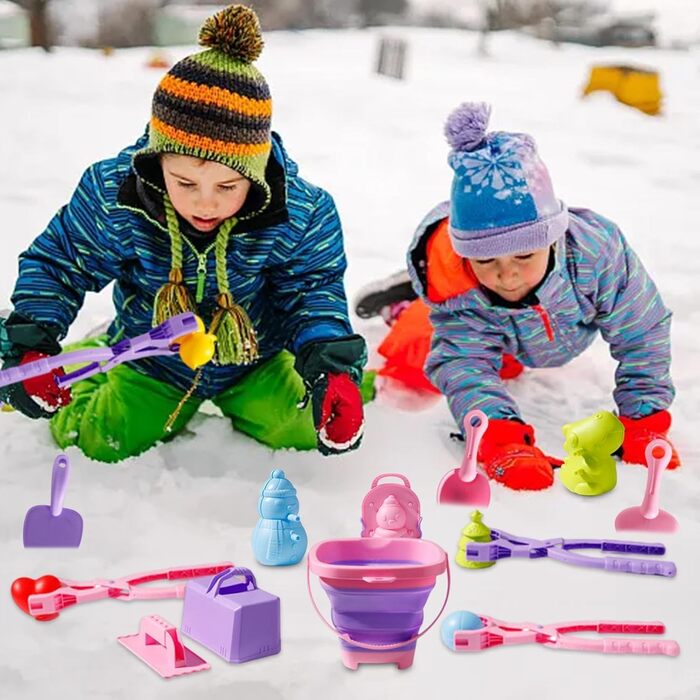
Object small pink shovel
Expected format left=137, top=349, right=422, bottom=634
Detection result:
left=437, top=410, right=490, bottom=507
left=615, top=439, right=678, bottom=534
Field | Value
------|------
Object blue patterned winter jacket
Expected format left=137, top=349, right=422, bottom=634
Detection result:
left=10, top=131, right=353, bottom=398
left=406, top=202, right=675, bottom=426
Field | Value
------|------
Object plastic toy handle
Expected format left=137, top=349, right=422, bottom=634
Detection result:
left=0, top=356, right=57, bottom=389
left=641, top=439, right=672, bottom=519
left=307, top=558, right=451, bottom=651
left=206, top=567, right=257, bottom=597
left=370, top=473, right=412, bottom=489
left=603, top=557, right=676, bottom=577
left=361, top=576, right=397, bottom=583
left=458, top=410, right=489, bottom=483
left=50, top=454, right=70, bottom=517
left=140, top=615, right=187, bottom=665
left=601, top=638, right=680, bottom=656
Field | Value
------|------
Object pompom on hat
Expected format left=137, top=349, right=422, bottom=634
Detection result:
left=444, top=102, right=569, bottom=259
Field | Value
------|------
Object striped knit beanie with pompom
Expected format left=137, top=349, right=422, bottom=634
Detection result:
left=142, top=5, right=273, bottom=369
left=141, top=4, right=272, bottom=213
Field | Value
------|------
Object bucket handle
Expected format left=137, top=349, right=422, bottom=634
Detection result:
left=206, top=567, right=257, bottom=597
left=370, top=473, right=412, bottom=489
left=306, top=559, right=451, bottom=652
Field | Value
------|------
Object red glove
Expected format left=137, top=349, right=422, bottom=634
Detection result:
left=478, top=419, right=561, bottom=491
left=618, top=410, right=680, bottom=469
left=313, top=373, right=364, bottom=456
left=499, top=353, right=524, bottom=380
left=1, top=351, right=71, bottom=419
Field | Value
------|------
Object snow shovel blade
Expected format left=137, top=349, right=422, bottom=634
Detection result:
left=437, top=469, right=491, bottom=507
left=437, top=409, right=491, bottom=507
left=614, top=507, right=678, bottom=534
left=23, top=506, right=84, bottom=547
left=22, top=455, right=83, bottom=548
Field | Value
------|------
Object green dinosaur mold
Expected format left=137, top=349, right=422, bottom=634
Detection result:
left=560, top=411, right=624, bottom=496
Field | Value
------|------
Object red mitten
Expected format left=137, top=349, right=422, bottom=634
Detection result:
left=478, top=419, right=560, bottom=491
left=313, top=373, right=364, bottom=455
left=499, top=353, right=524, bottom=380
left=1, top=351, right=71, bottom=419
left=618, top=410, right=681, bottom=469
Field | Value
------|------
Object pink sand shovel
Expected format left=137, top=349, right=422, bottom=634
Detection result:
left=615, top=439, right=678, bottom=534
left=437, top=410, right=491, bottom=507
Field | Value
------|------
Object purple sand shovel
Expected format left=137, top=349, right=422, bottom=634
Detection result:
left=23, top=454, right=83, bottom=548
left=615, top=439, right=678, bottom=534
left=437, top=410, right=491, bottom=507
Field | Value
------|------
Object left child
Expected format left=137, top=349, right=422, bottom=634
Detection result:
left=0, top=5, right=367, bottom=463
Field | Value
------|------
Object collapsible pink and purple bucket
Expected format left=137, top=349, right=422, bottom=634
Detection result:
left=307, top=475, right=449, bottom=670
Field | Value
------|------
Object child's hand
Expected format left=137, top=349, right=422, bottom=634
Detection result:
left=312, top=373, right=364, bottom=455
left=0, top=313, right=69, bottom=419
left=477, top=418, right=559, bottom=491
left=0, top=351, right=72, bottom=419
left=294, top=334, right=368, bottom=457
left=618, top=410, right=681, bottom=469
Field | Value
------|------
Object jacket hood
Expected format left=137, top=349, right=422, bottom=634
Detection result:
left=116, top=128, right=296, bottom=236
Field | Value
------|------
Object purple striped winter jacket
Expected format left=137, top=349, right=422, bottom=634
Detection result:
left=406, top=202, right=675, bottom=427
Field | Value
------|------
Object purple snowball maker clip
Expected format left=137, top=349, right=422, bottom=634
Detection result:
left=461, top=520, right=677, bottom=577
left=0, top=313, right=209, bottom=396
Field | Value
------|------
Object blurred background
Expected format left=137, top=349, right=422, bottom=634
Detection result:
left=1, top=0, right=698, bottom=52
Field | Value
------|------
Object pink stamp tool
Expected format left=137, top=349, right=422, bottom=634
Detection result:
left=118, top=614, right=210, bottom=678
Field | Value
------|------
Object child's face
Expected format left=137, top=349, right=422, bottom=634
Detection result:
left=161, top=154, right=252, bottom=232
left=469, top=247, right=550, bottom=302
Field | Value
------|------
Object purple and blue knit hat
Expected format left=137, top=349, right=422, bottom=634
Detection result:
left=444, top=103, right=568, bottom=258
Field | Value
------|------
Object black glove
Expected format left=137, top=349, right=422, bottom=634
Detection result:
left=295, top=334, right=367, bottom=455
left=0, top=312, right=67, bottom=419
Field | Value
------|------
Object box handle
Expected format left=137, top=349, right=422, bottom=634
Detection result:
left=205, top=567, right=257, bottom=598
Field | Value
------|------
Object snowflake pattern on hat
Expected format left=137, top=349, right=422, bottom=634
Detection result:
left=451, top=134, right=534, bottom=204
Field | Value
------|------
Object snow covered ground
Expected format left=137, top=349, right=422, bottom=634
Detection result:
left=1, top=27, right=699, bottom=700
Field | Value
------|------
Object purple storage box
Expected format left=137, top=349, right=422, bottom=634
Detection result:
left=181, top=567, right=280, bottom=663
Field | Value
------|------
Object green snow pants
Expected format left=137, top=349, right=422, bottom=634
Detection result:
left=50, top=344, right=319, bottom=463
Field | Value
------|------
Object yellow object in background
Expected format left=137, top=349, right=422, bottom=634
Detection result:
left=582, top=65, right=662, bottom=116
left=145, top=50, right=171, bottom=69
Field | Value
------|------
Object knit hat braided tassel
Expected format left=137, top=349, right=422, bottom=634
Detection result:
left=154, top=197, right=259, bottom=365
left=209, top=221, right=259, bottom=365
left=153, top=197, right=197, bottom=326
left=210, top=293, right=259, bottom=365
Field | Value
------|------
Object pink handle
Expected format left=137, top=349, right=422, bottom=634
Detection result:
left=307, top=560, right=451, bottom=651
left=601, top=638, right=680, bottom=656
left=139, top=615, right=187, bottom=666
left=641, top=439, right=671, bottom=519
left=361, top=576, right=397, bottom=583
left=27, top=562, right=234, bottom=615
left=370, top=473, right=412, bottom=489
left=458, top=410, right=488, bottom=483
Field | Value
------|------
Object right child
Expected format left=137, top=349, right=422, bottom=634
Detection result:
left=366, top=102, right=679, bottom=490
